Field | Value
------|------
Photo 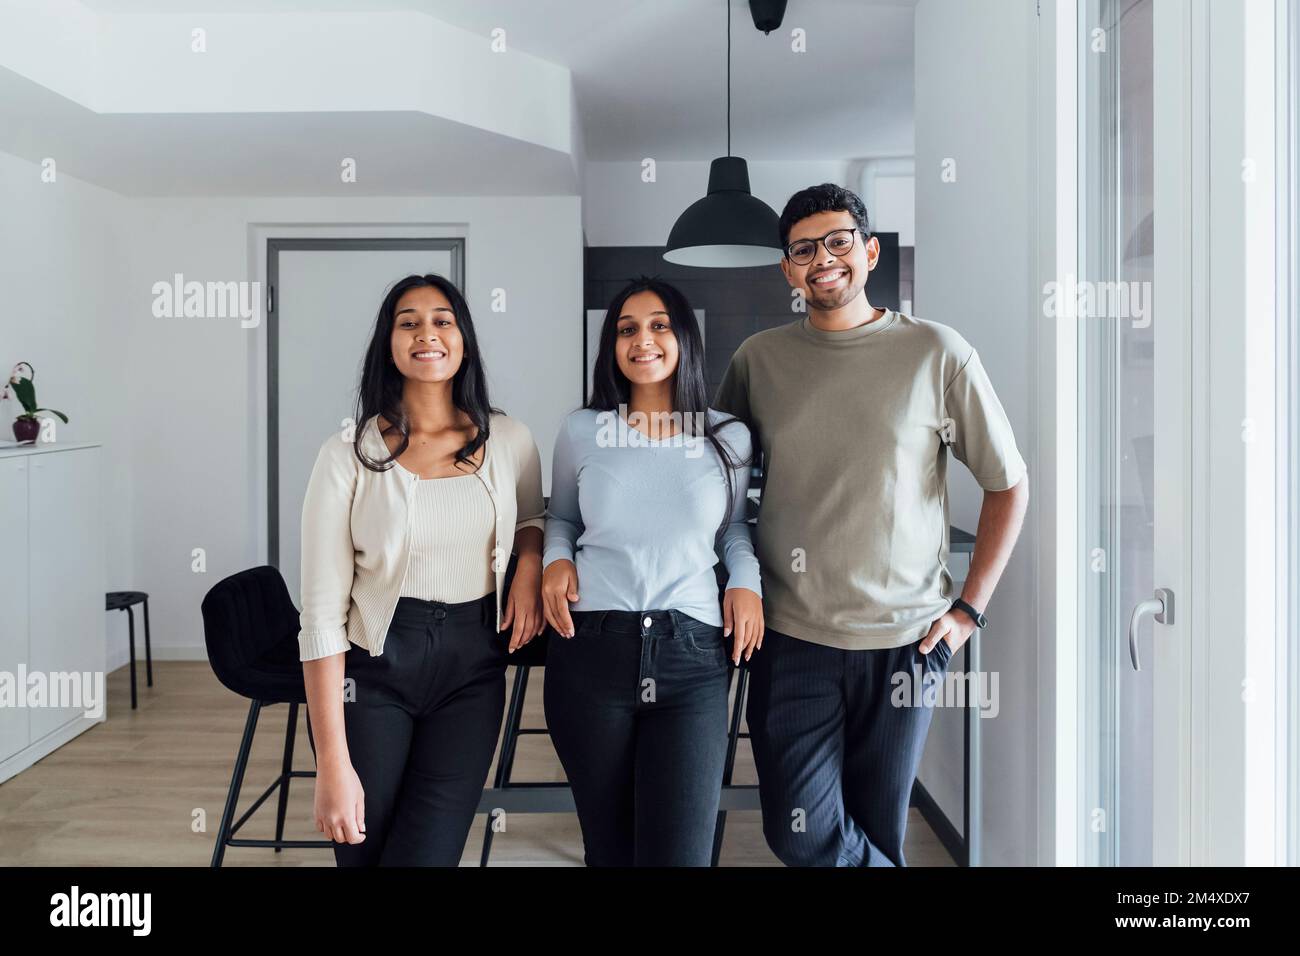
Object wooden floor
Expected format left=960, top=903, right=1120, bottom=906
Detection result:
left=0, top=661, right=956, bottom=867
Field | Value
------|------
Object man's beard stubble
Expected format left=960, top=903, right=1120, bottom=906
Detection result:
left=806, top=273, right=862, bottom=312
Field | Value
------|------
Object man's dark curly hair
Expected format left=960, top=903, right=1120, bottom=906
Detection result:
left=778, top=183, right=873, bottom=251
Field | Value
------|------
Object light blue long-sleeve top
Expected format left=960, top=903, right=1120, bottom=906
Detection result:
left=542, top=406, right=761, bottom=626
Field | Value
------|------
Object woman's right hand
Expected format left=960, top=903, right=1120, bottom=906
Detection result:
left=541, top=559, right=580, bottom=637
left=314, top=757, right=366, bottom=845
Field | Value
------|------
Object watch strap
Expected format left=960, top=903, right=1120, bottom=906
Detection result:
left=951, top=598, right=987, bottom=629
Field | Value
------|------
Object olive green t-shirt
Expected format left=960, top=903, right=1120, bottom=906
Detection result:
left=712, top=310, right=1026, bottom=650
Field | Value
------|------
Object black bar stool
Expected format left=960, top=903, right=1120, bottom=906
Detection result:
left=105, top=591, right=153, bottom=709
left=478, top=552, right=569, bottom=864
left=712, top=658, right=751, bottom=865
left=200, top=565, right=332, bottom=866
left=478, top=624, right=563, bottom=866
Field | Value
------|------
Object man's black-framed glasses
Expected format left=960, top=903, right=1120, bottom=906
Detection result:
left=784, top=227, right=863, bottom=265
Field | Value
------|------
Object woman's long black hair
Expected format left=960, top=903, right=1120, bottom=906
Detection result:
left=352, top=273, right=499, bottom=473
left=587, top=275, right=751, bottom=540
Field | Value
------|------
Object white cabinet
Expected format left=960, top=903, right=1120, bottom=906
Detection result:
left=0, top=443, right=106, bottom=782
left=0, top=456, right=30, bottom=763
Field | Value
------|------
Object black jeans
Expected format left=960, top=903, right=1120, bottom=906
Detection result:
left=746, top=626, right=954, bottom=866
left=543, top=608, right=732, bottom=866
left=309, top=592, right=507, bottom=866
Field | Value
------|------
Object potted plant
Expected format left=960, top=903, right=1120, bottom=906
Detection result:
left=2, top=362, right=69, bottom=444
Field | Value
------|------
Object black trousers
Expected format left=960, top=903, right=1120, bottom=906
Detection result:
left=309, top=592, right=507, bottom=866
left=745, top=626, right=954, bottom=867
left=543, top=608, right=732, bottom=866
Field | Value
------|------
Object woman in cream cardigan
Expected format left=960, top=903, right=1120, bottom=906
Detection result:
left=298, top=273, right=546, bottom=866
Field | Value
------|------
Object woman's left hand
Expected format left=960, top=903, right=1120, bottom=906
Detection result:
left=502, top=556, right=545, bottom=653
left=722, top=587, right=764, bottom=665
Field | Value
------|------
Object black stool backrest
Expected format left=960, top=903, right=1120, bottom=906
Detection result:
left=201, top=565, right=304, bottom=701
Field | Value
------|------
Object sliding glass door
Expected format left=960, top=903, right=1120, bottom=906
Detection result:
left=1078, top=0, right=1187, bottom=866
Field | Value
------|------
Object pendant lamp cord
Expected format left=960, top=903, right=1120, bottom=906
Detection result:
left=726, top=0, right=732, bottom=157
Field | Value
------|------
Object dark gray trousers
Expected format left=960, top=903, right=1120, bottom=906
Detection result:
left=746, top=626, right=953, bottom=866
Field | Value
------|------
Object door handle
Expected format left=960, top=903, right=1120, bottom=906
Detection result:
left=1128, top=587, right=1174, bottom=671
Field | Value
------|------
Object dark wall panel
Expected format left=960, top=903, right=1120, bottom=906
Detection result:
left=585, top=238, right=902, bottom=399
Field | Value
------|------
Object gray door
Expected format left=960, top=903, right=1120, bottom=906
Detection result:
left=268, top=239, right=463, bottom=606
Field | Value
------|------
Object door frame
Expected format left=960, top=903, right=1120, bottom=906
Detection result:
left=1149, top=0, right=1195, bottom=867
left=1285, top=0, right=1299, bottom=870
left=1034, top=0, right=1082, bottom=866
left=263, top=237, right=464, bottom=567
left=1180, top=0, right=1289, bottom=867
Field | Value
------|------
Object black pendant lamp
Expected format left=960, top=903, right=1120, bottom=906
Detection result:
left=663, top=0, right=783, bottom=268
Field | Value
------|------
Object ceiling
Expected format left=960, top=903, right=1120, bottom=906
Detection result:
left=0, top=64, right=580, bottom=196
left=424, top=0, right=917, bottom=161
left=6, top=0, right=916, bottom=194
left=75, top=0, right=917, bottom=162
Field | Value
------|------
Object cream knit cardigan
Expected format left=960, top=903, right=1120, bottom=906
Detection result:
left=297, top=412, right=546, bottom=661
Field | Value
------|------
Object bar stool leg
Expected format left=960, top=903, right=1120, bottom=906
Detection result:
left=211, top=699, right=261, bottom=868
left=712, top=666, right=749, bottom=866
left=275, top=702, right=299, bottom=852
left=480, top=665, right=529, bottom=866
left=305, top=700, right=315, bottom=753
left=143, top=597, right=153, bottom=688
left=126, top=607, right=138, bottom=711
left=498, top=667, right=531, bottom=784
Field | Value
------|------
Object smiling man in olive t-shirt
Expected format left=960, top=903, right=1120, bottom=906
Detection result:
left=713, top=183, right=1029, bottom=867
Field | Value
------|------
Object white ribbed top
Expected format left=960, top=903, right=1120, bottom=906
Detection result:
left=398, top=472, right=496, bottom=603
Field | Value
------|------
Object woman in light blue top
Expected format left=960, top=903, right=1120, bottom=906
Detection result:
left=541, top=275, right=763, bottom=866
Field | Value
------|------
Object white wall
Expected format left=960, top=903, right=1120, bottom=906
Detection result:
left=0, top=148, right=136, bottom=668
left=0, top=162, right=583, bottom=666
left=871, top=176, right=916, bottom=247
left=854, top=157, right=916, bottom=246
left=913, top=0, right=1039, bottom=866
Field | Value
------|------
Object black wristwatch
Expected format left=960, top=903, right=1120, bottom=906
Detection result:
left=950, top=598, right=988, bottom=629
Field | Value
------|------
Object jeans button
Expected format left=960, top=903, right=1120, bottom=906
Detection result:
left=434, top=608, right=447, bottom=621
left=642, top=616, right=652, bottom=628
